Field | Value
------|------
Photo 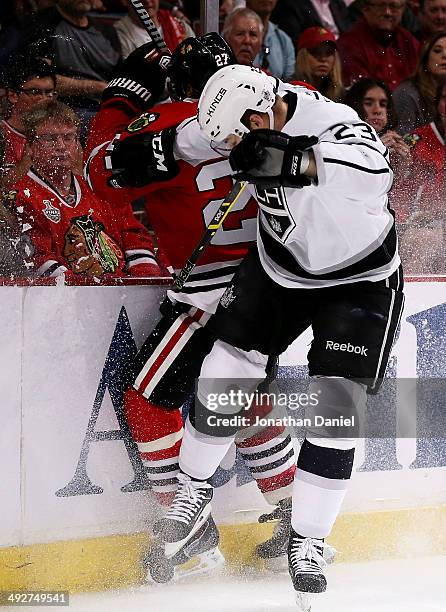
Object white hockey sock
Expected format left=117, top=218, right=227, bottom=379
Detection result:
left=179, top=417, right=235, bottom=481
left=291, top=470, right=349, bottom=539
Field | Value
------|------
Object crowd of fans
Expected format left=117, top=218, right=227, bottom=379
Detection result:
left=0, top=0, right=445, bottom=279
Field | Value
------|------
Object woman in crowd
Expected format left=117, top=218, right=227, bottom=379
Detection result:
left=345, top=77, right=411, bottom=179
left=293, top=26, right=345, bottom=102
left=394, top=81, right=446, bottom=273
left=393, top=32, right=446, bottom=135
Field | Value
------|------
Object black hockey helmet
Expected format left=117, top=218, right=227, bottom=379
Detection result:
left=168, top=32, right=236, bottom=101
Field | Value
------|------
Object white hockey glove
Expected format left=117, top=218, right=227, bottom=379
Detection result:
left=229, top=129, right=318, bottom=189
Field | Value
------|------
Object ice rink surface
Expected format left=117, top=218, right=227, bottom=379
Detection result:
left=69, top=556, right=445, bottom=612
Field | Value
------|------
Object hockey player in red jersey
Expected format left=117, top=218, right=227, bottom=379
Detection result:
left=85, top=35, right=297, bottom=580
left=14, top=101, right=160, bottom=280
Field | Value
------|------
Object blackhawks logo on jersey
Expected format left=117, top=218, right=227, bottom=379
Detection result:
left=127, top=112, right=160, bottom=133
left=63, top=214, right=123, bottom=277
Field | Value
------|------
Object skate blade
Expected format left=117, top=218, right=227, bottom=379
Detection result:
left=295, top=592, right=313, bottom=612
left=174, top=547, right=225, bottom=581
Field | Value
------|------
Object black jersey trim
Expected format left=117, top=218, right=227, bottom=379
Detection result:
left=180, top=281, right=231, bottom=294
left=323, top=157, right=391, bottom=174
left=182, top=264, right=240, bottom=282
left=259, top=222, right=397, bottom=281
left=283, top=92, right=297, bottom=122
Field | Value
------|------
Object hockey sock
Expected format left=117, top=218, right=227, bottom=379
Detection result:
left=291, top=438, right=355, bottom=538
left=124, top=387, right=183, bottom=506
left=179, top=417, right=236, bottom=481
left=236, top=425, right=295, bottom=505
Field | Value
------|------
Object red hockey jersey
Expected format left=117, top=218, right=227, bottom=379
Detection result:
left=14, top=170, right=159, bottom=279
left=1, top=119, right=26, bottom=166
left=85, top=99, right=258, bottom=312
left=393, top=123, right=445, bottom=224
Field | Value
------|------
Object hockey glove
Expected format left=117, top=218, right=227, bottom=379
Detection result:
left=103, top=43, right=171, bottom=111
left=106, top=128, right=179, bottom=188
left=229, top=130, right=318, bottom=189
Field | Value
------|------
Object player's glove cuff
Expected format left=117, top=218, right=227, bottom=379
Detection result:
left=106, top=127, right=179, bottom=188
left=229, top=130, right=318, bottom=189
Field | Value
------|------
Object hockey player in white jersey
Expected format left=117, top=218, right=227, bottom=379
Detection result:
left=154, top=65, right=404, bottom=607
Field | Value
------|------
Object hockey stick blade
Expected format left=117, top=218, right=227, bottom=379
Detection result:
left=129, top=0, right=170, bottom=54
left=173, top=181, right=248, bottom=292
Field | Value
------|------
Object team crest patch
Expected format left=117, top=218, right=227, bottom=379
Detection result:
left=42, top=200, right=61, bottom=223
left=268, top=215, right=282, bottom=233
left=127, top=112, right=160, bottom=133
left=220, top=284, right=236, bottom=308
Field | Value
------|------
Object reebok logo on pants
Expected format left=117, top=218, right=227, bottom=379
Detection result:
left=326, top=340, right=368, bottom=356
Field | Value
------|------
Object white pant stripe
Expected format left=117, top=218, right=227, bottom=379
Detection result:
left=141, top=317, right=204, bottom=398
left=136, top=428, right=184, bottom=453
left=134, top=315, right=186, bottom=390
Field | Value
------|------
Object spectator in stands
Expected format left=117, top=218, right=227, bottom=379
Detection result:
left=114, top=0, right=194, bottom=58
left=0, top=129, right=32, bottom=277
left=337, top=0, right=421, bottom=91
left=13, top=101, right=162, bottom=280
left=415, top=0, right=446, bottom=43
left=1, top=55, right=57, bottom=187
left=348, top=0, right=420, bottom=32
left=245, top=0, right=295, bottom=79
left=344, top=77, right=411, bottom=179
left=294, top=26, right=345, bottom=101
left=270, top=0, right=354, bottom=43
left=23, top=0, right=121, bottom=132
left=393, top=32, right=446, bottom=134
left=395, top=80, right=446, bottom=272
left=222, top=7, right=263, bottom=66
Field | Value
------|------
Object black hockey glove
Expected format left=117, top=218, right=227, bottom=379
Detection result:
left=106, top=128, right=179, bottom=188
left=229, top=130, right=318, bottom=189
left=103, top=43, right=171, bottom=110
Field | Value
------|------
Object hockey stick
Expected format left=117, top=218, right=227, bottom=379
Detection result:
left=128, top=0, right=171, bottom=55
left=173, top=181, right=248, bottom=292
left=127, top=0, right=247, bottom=291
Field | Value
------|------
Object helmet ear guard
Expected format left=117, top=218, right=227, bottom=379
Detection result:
left=167, top=33, right=236, bottom=101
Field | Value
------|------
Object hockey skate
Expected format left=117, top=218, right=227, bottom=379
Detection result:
left=153, top=472, right=213, bottom=543
left=143, top=515, right=225, bottom=583
left=257, top=499, right=335, bottom=572
left=256, top=498, right=292, bottom=571
left=288, top=528, right=334, bottom=612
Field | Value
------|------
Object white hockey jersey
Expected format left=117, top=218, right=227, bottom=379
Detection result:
left=252, top=83, right=400, bottom=288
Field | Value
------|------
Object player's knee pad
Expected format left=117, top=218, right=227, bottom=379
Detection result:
left=200, top=340, right=268, bottom=379
left=191, top=341, right=269, bottom=437
left=198, top=340, right=268, bottom=408
left=305, top=376, right=365, bottom=448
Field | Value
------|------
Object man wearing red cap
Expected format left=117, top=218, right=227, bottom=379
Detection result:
left=337, top=0, right=421, bottom=91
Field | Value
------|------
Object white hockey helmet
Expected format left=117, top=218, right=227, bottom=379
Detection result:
left=198, top=65, right=278, bottom=142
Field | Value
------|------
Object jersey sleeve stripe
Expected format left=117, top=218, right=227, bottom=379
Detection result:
left=322, top=158, right=391, bottom=174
